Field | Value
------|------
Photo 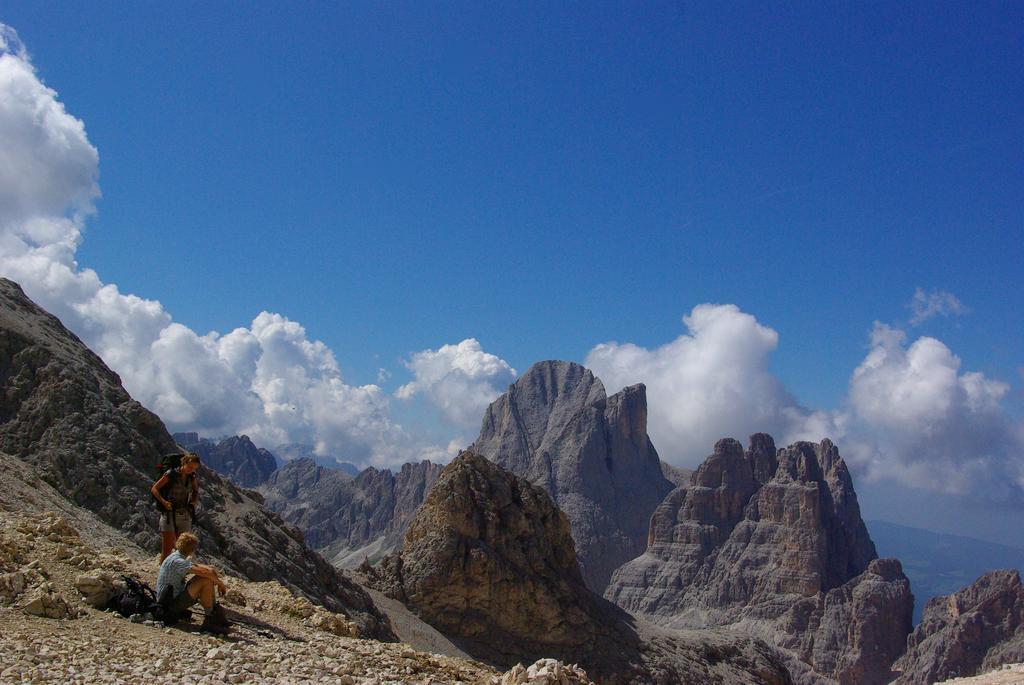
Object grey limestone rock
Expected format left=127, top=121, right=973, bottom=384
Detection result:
left=73, top=572, right=117, bottom=608
left=606, top=435, right=912, bottom=685
left=20, top=582, right=79, bottom=619
left=0, top=278, right=394, bottom=639
left=174, top=433, right=277, bottom=488
left=469, top=360, right=674, bottom=592
left=367, top=451, right=792, bottom=685
left=894, top=569, right=1024, bottom=684
left=659, top=461, right=693, bottom=489
left=259, top=457, right=442, bottom=566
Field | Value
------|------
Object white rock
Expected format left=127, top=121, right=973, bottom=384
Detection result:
left=74, top=572, right=116, bottom=608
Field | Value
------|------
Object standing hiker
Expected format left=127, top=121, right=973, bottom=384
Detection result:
left=156, top=532, right=229, bottom=634
left=151, top=452, right=201, bottom=561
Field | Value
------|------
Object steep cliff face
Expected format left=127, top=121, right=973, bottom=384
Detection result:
left=0, top=278, right=393, bottom=639
left=174, top=433, right=277, bottom=487
left=606, top=435, right=912, bottom=685
left=260, top=457, right=442, bottom=566
left=894, top=570, right=1024, bottom=684
left=366, top=451, right=792, bottom=685
left=469, top=360, right=674, bottom=592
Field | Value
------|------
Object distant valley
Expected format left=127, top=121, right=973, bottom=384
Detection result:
left=869, top=520, right=1024, bottom=623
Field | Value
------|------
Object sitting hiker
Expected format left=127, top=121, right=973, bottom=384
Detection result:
left=151, top=452, right=201, bottom=561
left=156, top=532, right=229, bottom=634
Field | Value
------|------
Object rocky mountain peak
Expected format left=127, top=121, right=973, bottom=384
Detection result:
left=894, top=569, right=1024, bottom=684
left=259, top=456, right=443, bottom=568
left=366, top=451, right=790, bottom=684
left=747, top=432, right=779, bottom=483
left=607, top=434, right=911, bottom=684
left=692, top=437, right=753, bottom=487
left=470, top=360, right=674, bottom=591
left=174, top=432, right=278, bottom=488
left=261, top=457, right=334, bottom=500
left=366, top=451, right=590, bottom=656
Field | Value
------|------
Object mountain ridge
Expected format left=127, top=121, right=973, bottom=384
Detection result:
left=470, top=359, right=675, bottom=592
left=365, top=450, right=792, bottom=684
left=606, top=434, right=913, bottom=684
left=0, top=277, right=393, bottom=638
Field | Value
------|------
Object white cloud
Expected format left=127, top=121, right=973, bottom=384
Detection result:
left=586, top=305, right=1024, bottom=502
left=5, top=24, right=1020, bottom=493
left=587, top=304, right=812, bottom=465
left=396, top=338, right=517, bottom=429
left=908, top=287, right=969, bottom=325
left=0, top=27, right=98, bottom=234
left=0, top=25, right=441, bottom=469
left=841, top=323, right=1021, bottom=498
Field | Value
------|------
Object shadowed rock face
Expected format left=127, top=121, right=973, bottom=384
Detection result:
left=606, top=435, right=912, bottom=685
left=469, top=360, right=674, bottom=592
left=0, top=278, right=393, bottom=639
left=174, top=433, right=277, bottom=488
left=366, top=451, right=793, bottom=685
left=894, top=570, right=1024, bottom=684
left=259, top=457, right=442, bottom=565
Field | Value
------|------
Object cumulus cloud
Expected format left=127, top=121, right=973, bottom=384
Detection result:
left=396, top=338, right=517, bottom=429
left=0, top=24, right=102, bottom=330
left=587, top=304, right=813, bottom=464
left=908, top=287, right=969, bottom=325
left=0, top=27, right=98, bottom=234
left=586, top=305, right=1024, bottom=502
left=842, top=323, right=1021, bottom=498
left=0, top=25, right=438, bottom=468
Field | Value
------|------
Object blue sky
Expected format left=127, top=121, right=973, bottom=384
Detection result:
left=1, top=4, right=1022, bottom=540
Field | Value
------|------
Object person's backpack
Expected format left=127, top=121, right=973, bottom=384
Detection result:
left=155, top=452, right=183, bottom=479
left=152, top=453, right=195, bottom=512
left=106, top=575, right=164, bottom=622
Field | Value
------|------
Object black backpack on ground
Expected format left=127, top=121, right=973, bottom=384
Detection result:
left=106, top=575, right=165, bottom=622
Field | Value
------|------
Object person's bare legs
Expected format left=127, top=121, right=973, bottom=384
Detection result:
left=160, top=532, right=176, bottom=562
left=187, top=576, right=215, bottom=611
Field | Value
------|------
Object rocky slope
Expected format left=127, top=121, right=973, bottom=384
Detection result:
left=0, top=488, right=496, bottom=684
left=894, top=570, right=1024, bottom=684
left=0, top=277, right=392, bottom=638
left=660, top=461, right=693, bottom=489
left=259, top=457, right=443, bottom=567
left=174, top=433, right=278, bottom=488
left=0, top=442, right=606, bottom=685
left=469, top=360, right=674, bottom=592
left=936, top=664, right=1024, bottom=684
left=606, top=435, right=913, bottom=684
left=365, top=451, right=792, bottom=685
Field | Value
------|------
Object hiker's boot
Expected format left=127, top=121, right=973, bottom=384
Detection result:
left=200, top=604, right=230, bottom=635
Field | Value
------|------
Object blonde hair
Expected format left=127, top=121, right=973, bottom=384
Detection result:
left=175, top=532, right=198, bottom=556
left=181, top=453, right=200, bottom=466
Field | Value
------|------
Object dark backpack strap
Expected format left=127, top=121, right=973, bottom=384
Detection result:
left=155, top=468, right=179, bottom=512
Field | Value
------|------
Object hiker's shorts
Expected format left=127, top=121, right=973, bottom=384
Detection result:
left=161, top=584, right=199, bottom=623
left=157, top=509, right=193, bottom=534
